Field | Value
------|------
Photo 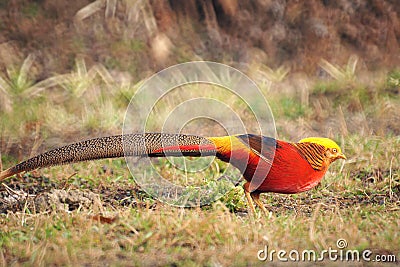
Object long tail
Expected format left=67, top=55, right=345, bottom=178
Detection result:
left=0, top=133, right=216, bottom=181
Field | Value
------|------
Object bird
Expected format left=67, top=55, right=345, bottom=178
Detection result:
left=0, top=133, right=346, bottom=213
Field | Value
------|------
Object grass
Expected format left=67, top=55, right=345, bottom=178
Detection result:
left=0, top=183, right=398, bottom=266
left=0, top=59, right=399, bottom=266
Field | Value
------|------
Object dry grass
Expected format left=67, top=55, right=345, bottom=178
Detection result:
left=0, top=183, right=398, bottom=266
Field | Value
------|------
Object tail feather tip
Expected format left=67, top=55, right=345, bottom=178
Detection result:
left=0, top=168, right=15, bottom=181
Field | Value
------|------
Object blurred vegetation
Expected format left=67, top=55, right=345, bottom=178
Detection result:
left=0, top=0, right=397, bottom=138
left=1, top=1, right=400, bottom=76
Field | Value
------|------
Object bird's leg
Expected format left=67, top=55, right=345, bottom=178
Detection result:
left=243, top=182, right=268, bottom=216
left=250, top=191, right=268, bottom=215
left=244, top=187, right=256, bottom=214
left=243, top=182, right=257, bottom=214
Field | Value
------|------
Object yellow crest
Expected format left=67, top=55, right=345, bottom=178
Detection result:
left=298, top=137, right=342, bottom=152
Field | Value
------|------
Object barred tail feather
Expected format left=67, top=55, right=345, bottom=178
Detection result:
left=0, top=168, right=18, bottom=181
left=0, top=133, right=215, bottom=181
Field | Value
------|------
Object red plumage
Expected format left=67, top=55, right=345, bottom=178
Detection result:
left=246, top=140, right=325, bottom=194
left=168, top=135, right=326, bottom=194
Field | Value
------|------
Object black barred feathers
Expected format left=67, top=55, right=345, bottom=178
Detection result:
left=0, top=133, right=214, bottom=180
left=292, top=142, right=326, bottom=170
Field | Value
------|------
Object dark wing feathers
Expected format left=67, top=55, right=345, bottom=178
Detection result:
left=236, top=134, right=277, bottom=157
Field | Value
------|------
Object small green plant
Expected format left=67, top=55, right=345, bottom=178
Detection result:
left=0, top=54, right=59, bottom=113
left=386, top=69, right=400, bottom=91
left=261, top=65, right=290, bottom=83
left=251, top=64, right=290, bottom=92
left=312, top=80, right=341, bottom=94
left=319, top=55, right=358, bottom=83
left=0, top=54, right=36, bottom=111
left=54, top=57, right=114, bottom=99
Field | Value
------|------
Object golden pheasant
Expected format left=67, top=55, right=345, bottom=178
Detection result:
left=0, top=133, right=346, bottom=213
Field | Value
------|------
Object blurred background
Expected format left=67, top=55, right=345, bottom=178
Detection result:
left=0, top=0, right=399, bottom=160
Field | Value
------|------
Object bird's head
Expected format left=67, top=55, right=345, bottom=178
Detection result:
left=298, top=137, right=346, bottom=163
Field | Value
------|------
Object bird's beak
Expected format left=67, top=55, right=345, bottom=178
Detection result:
left=338, top=153, right=346, bottom=160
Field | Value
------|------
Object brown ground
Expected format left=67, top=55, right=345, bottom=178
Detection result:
left=2, top=170, right=398, bottom=216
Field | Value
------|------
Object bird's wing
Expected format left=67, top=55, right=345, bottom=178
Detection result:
left=235, top=134, right=276, bottom=165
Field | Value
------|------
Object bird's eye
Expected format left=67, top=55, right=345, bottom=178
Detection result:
left=332, top=148, right=337, bottom=153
